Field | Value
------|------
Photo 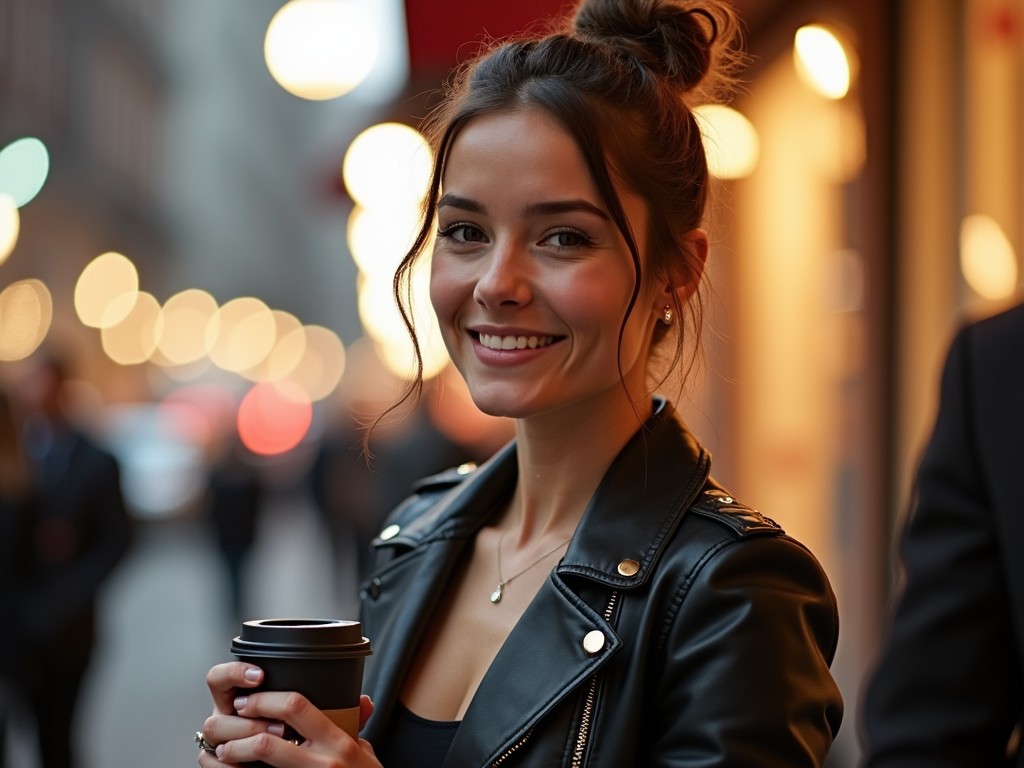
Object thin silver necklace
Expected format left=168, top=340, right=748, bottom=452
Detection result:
left=490, top=530, right=571, bottom=604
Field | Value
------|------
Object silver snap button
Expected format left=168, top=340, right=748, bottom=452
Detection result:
left=583, top=630, right=606, bottom=654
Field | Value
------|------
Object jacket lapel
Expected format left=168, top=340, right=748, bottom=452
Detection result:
left=361, top=446, right=519, bottom=743
left=447, top=402, right=711, bottom=764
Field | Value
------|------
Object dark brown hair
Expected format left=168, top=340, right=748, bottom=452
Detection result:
left=389, top=0, right=744, bottom=414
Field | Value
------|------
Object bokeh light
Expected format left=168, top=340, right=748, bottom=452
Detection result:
left=205, top=296, right=277, bottom=373
left=0, top=137, right=50, bottom=207
left=960, top=214, right=1019, bottom=300
left=242, top=309, right=306, bottom=382
left=101, top=291, right=162, bottom=365
left=284, top=324, right=346, bottom=401
left=347, top=203, right=424, bottom=279
left=237, top=380, right=313, bottom=455
left=694, top=104, right=760, bottom=179
left=264, top=0, right=378, bottom=100
left=0, top=279, right=52, bottom=361
left=342, top=122, right=433, bottom=208
left=0, top=194, right=19, bottom=265
left=155, top=288, right=220, bottom=365
left=358, top=267, right=448, bottom=381
left=794, top=25, right=854, bottom=100
left=75, top=252, right=140, bottom=328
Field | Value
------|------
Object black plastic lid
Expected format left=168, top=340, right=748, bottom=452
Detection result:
left=230, top=618, right=372, bottom=660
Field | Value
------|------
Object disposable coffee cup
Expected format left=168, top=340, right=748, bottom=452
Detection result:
left=231, top=618, right=372, bottom=748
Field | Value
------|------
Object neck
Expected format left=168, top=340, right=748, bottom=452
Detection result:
left=502, top=392, right=653, bottom=544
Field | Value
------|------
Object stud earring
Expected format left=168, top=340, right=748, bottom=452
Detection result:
left=662, top=305, right=673, bottom=325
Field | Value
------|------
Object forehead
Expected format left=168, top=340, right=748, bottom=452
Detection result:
left=442, top=109, right=599, bottom=198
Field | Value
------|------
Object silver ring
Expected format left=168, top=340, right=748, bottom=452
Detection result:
left=195, top=731, right=217, bottom=754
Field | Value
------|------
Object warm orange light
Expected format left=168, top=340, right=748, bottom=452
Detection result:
left=237, top=381, right=313, bottom=456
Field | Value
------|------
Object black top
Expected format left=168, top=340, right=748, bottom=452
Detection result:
left=374, top=700, right=459, bottom=767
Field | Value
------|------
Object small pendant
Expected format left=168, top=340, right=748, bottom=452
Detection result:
left=490, top=584, right=504, bottom=604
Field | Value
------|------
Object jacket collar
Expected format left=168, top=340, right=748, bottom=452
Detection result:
left=384, top=398, right=711, bottom=587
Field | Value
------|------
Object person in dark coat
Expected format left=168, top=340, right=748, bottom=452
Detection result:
left=204, top=432, right=264, bottom=624
left=0, top=387, right=38, bottom=768
left=863, top=301, right=1024, bottom=766
left=14, top=352, right=133, bottom=768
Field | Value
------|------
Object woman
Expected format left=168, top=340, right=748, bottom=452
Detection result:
left=199, top=0, right=843, bottom=764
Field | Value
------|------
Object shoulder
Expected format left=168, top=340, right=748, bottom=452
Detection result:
left=942, top=301, right=1024, bottom=406
left=668, top=487, right=835, bottom=609
left=958, top=301, right=1024, bottom=367
left=686, top=487, right=784, bottom=537
left=374, top=462, right=478, bottom=538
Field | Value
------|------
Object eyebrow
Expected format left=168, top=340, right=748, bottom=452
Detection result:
left=437, top=193, right=610, bottom=221
left=437, top=193, right=485, bottom=213
left=524, top=199, right=610, bottom=220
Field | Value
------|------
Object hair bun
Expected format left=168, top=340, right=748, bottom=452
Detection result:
left=572, top=0, right=740, bottom=100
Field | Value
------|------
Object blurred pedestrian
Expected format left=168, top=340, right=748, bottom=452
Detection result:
left=309, top=372, right=511, bottom=594
left=308, top=408, right=377, bottom=601
left=863, top=301, right=1024, bottom=765
left=14, top=351, right=133, bottom=768
left=0, top=386, right=38, bottom=768
left=203, top=430, right=264, bottom=624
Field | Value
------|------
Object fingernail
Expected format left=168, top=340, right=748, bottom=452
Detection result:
left=268, top=722, right=285, bottom=737
left=215, top=744, right=225, bottom=758
left=234, top=696, right=248, bottom=711
left=244, top=667, right=262, bottom=682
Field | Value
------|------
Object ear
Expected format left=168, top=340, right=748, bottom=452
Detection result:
left=653, top=228, right=709, bottom=313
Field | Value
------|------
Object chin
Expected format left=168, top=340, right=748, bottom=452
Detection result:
left=469, top=397, right=524, bottom=419
left=466, top=387, right=538, bottom=420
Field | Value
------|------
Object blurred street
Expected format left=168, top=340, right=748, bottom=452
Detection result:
left=5, top=489, right=357, bottom=768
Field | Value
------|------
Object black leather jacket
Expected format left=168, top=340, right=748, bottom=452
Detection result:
left=359, top=401, right=843, bottom=766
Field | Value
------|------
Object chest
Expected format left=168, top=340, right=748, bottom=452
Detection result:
left=398, top=528, right=556, bottom=721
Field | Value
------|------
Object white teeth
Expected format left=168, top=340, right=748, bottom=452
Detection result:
left=479, top=333, right=554, bottom=351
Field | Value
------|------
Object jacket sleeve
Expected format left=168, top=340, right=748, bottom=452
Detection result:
left=651, top=533, right=842, bottom=767
left=862, top=324, right=1021, bottom=766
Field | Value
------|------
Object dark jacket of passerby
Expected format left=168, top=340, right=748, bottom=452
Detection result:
left=864, top=301, right=1024, bottom=765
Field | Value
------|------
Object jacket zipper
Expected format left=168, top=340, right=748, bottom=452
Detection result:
left=571, top=591, right=619, bottom=768
left=491, top=732, right=531, bottom=766
left=489, top=590, right=620, bottom=768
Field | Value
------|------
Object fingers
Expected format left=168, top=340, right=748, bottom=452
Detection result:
left=234, top=690, right=321, bottom=733
left=228, top=692, right=375, bottom=764
left=198, top=713, right=293, bottom=768
left=206, top=662, right=264, bottom=714
left=197, top=748, right=232, bottom=768
left=358, top=695, right=374, bottom=730
left=202, top=712, right=286, bottom=748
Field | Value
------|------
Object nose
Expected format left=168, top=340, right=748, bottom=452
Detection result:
left=472, top=241, right=532, bottom=310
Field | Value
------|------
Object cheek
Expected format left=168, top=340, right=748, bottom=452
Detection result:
left=429, top=259, right=461, bottom=325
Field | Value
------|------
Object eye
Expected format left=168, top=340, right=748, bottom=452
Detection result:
left=438, top=223, right=487, bottom=244
left=540, top=229, right=591, bottom=249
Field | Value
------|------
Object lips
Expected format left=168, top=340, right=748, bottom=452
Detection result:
left=478, top=333, right=556, bottom=351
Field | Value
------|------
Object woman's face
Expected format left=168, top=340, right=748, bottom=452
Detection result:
left=429, top=108, right=664, bottom=420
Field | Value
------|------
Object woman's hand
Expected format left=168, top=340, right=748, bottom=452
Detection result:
left=198, top=662, right=380, bottom=767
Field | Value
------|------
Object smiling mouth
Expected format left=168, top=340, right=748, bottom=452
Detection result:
left=477, top=333, right=558, bottom=351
